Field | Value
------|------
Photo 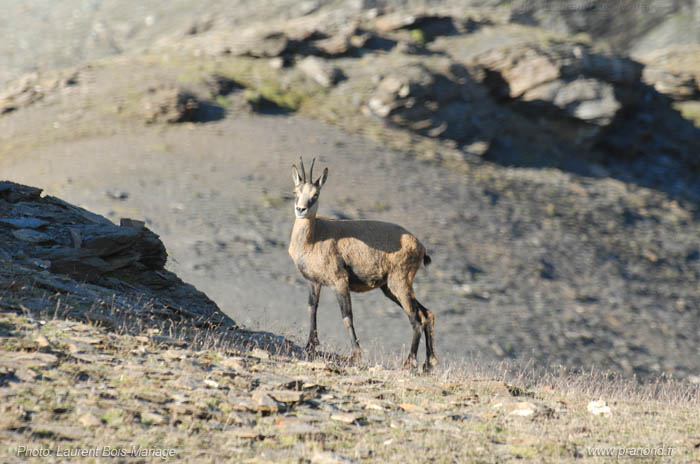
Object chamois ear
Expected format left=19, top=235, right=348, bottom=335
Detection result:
left=292, top=164, right=303, bottom=187
left=316, top=167, right=328, bottom=188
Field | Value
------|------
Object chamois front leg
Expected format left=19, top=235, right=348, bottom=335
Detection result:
left=334, top=280, right=362, bottom=363
left=305, top=282, right=321, bottom=356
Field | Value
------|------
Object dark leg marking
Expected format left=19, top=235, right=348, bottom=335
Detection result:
left=335, top=285, right=361, bottom=362
left=382, top=284, right=422, bottom=369
left=412, top=298, right=438, bottom=371
left=305, top=282, right=321, bottom=355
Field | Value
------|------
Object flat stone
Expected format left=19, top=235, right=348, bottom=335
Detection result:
left=267, top=390, right=305, bottom=403
left=12, top=229, right=52, bottom=243
left=251, top=391, right=283, bottom=413
left=398, top=403, right=425, bottom=413
left=141, top=411, right=168, bottom=425
left=78, top=413, right=102, bottom=427
left=363, top=398, right=394, bottom=411
left=134, top=390, right=169, bottom=404
left=0, top=352, right=58, bottom=369
left=330, top=412, right=362, bottom=424
left=0, top=217, right=49, bottom=229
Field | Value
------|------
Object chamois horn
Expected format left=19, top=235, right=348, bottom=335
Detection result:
left=299, top=157, right=306, bottom=183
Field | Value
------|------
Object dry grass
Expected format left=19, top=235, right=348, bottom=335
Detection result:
left=2, top=285, right=699, bottom=463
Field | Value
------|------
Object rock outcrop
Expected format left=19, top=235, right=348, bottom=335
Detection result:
left=0, top=181, right=234, bottom=328
left=142, top=87, right=201, bottom=124
left=466, top=42, right=645, bottom=146
left=367, top=62, right=498, bottom=149
left=0, top=71, right=79, bottom=114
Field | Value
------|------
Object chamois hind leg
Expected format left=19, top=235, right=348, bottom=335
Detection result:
left=334, top=279, right=361, bottom=363
left=383, top=279, right=422, bottom=370
left=412, top=298, right=438, bottom=372
left=304, top=282, right=322, bottom=356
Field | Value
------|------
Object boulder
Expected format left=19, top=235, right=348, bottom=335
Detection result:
left=642, top=67, right=698, bottom=101
left=366, top=63, right=497, bottom=146
left=465, top=42, right=646, bottom=148
left=469, top=43, right=642, bottom=100
left=521, top=77, right=621, bottom=126
left=298, top=56, right=343, bottom=87
left=142, top=87, right=200, bottom=124
left=226, top=28, right=290, bottom=58
left=635, top=46, right=700, bottom=101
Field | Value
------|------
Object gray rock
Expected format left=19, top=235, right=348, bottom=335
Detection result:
left=12, top=229, right=53, bottom=244
left=522, top=77, right=621, bottom=125
left=642, top=67, right=699, bottom=101
left=0, top=217, right=49, bottom=229
left=294, top=1, right=320, bottom=17
left=367, top=63, right=498, bottom=144
left=0, top=181, right=233, bottom=327
left=230, top=30, right=289, bottom=58
left=470, top=43, right=642, bottom=100
left=142, top=87, right=200, bottom=124
left=0, top=181, right=42, bottom=202
left=298, top=56, right=343, bottom=87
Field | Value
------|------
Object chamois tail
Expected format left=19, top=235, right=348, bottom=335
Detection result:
left=423, top=254, right=432, bottom=268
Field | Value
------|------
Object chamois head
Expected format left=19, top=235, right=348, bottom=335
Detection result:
left=292, top=157, right=328, bottom=219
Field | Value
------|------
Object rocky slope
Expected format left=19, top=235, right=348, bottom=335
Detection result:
left=2, top=311, right=699, bottom=463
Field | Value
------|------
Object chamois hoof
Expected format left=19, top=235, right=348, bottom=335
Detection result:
left=422, top=356, right=439, bottom=373
left=348, top=348, right=363, bottom=364
left=303, top=343, right=318, bottom=359
left=403, top=356, right=418, bottom=370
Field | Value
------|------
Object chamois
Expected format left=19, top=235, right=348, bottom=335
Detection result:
left=288, top=157, right=438, bottom=371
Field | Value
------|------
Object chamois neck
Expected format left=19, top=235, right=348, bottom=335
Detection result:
left=292, top=216, right=317, bottom=247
